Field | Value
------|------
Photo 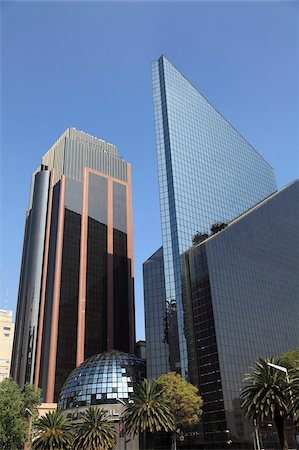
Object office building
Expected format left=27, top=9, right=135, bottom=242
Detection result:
left=143, top=247, right=169, bottom=379
left=181, top=180, right=299, bottom=449
left=11, top=128, right=135, bottom=402
left=145, top=55, right=277, bottom=379
left=0, top=310, right=15, bottom=381
left=135, top=340, right=146, bottom=361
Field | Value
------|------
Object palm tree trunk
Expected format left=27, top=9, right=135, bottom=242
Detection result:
left=253, top=418, right=261, bottom=450
left=274, top=411, right=288, bottom=450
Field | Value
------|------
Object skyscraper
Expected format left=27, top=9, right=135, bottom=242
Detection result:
left=145, top=55, right=277, bottom=378
left=11, top=128, right=135, bottom=402
left=143, top=248, right=169, bottom=379
left=181, top=180, right=299, bottom=449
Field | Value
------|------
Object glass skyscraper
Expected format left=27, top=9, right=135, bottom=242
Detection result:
left=148, top=55, right=277, bottom=378
left=11, top=128, right=135, bottom=402
left=143, top=248, right=169, bottom=379
left=181, top=180, right=299, bottom=449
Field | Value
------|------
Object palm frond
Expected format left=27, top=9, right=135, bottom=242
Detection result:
left=32, top=410, right=73, bottom=449
left=73, top=407, right=116, bottom=450
left=241, top=357, right=289, bottom=423
left=123, top=379, right=175, bottom=436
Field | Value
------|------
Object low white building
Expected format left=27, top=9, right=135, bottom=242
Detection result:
left=0, top=309, right=15, bottom=381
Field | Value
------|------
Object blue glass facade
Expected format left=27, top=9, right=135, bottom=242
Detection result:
left=151, top=56, right=277, bottom=376
left=181, top=180, right=299, bottom=449
left=143, top=248, right=169, bottom=378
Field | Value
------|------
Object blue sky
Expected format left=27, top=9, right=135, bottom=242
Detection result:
left=1, top=1, right=298, bottom=340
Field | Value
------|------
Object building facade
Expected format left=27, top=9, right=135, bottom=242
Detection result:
left=181, top=180, right=299, bottom=449
left=0, top=310, right=15, bottom=381
left=135, top=340, right=146, bottom=361
left=143, top=248, right=169, bottom=378
left=146, top=55, right=277, bottom=378
left=11, top=128, right=135, bottom=402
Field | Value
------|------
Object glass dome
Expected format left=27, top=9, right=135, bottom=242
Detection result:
left=58, top=350, right=145, bottom=411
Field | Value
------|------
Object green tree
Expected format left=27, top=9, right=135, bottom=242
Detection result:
left=157, top=372, right=203, bottom=449
left=73, top=407, right=116, bottom=450
left=0, top=378, right=41, bottom=449
left=192, top=232, right=209, bottom=246
left=278, top=351, right=299, bottom=429
left=123, top=378, right=175, bottom=449
left=280, top=349, right=299, bottom=371
left=32, top=410, right=73, bottom=449
left=290, top=372, right=299, bottom=429
left=23, top=383, right=42, bottom=412
left=241, top=358, right=292, bottom=450
left=210, top=222, right=227, bottom=234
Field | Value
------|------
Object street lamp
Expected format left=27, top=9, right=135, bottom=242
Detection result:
left=267, top=362, right=289, bottom=380
left=267, top=362, right=298, bottom=448
left=267, top=362, right=293, bottom=404
left=117, top=398, right=131, bottom=450
left=24, top=408, right=33, bottom=450
left=253, top=418, right=261, bottom=450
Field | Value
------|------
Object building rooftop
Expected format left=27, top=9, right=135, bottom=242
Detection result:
left=184, top=179, right=298, bottom=253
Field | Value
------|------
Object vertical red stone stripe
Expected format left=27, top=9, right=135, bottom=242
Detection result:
left=34, top=169, right=55, bottom=388
left=73, top=167, right=129, bottom=353
left=46, top=175, right=66, bottom=402
left=77, top=167, right=89, bottom=366
left=126, top=164, right=135, bottom=352
left=107, top=177, right=114, bottom=350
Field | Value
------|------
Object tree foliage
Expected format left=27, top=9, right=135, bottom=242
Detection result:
left=290, top=372, right=299, bottom=429
left=241, top=357, right=292, bottom=450
left=210, top=222, right=227, bottom=234
left=0, top=378, right=41, bottom=449
left=23, top=382, right=42, bottom=411
left=279, top=352, right=299, bottom=430
left=192, top=232, right=209, bottom=246
left=157, top=372, right=203, bottom=429
left=32, top=410, right=73, bottom=450
left=192, top=222, right=227, bottom=246
left=73, top=407, right=116, bottom=450
left=123, top=378, right=175, bottom=436
left=280, top=349, right=299, bottom=371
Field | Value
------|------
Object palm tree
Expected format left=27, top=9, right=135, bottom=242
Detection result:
left=73, top=407, right=116, bottom=450
left=122, top=378, right=175, bottom=449
left=241, top=358, right=291, bottom=450
left=31, top=410, right=73, bottom=449
left=289, top=369, right=299, bottom=430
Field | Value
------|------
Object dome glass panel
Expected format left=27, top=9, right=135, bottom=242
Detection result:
left=58, top=351, right=145, bottom=410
